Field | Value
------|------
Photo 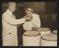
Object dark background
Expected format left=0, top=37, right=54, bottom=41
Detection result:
left=1, top=2, right=57, bottom=45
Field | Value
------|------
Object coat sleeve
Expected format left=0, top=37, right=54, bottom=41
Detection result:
left=31, top=14, right=41, bottom=27
left=2, top=13, right=25, bottom=26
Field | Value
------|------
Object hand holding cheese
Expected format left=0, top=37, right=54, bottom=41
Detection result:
left=24, top=15, right=32, bottom=22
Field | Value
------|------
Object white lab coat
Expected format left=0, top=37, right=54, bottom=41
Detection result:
left=23, top=13, right=41, bottom=30
left=2, top=9, right=25, bottom=46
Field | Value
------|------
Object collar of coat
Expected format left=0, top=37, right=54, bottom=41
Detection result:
left=6, top=9, right=13, bottom=15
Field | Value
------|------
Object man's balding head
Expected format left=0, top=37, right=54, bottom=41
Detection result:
left=25, top=8, right=34, bottom=15
left=25, top=8, right=33, bottom=12
left=8, top=2, right=17, bottom=12
left=8, top=2, right=16, bottom=5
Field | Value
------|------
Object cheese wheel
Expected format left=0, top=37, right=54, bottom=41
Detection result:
left=23, top=31, right=41, bottom=46
left=41, top=33, right=57, bottom=46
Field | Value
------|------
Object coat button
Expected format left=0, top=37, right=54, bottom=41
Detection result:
left=9, top=33, right=11, bottom=34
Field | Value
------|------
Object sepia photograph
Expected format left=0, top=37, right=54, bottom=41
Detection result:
left=1, top=2, right=57, bottom=46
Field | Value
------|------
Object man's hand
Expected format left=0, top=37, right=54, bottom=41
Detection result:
left=32, top=27, right=37, bottom=30
left=24, top=15, right=32, bottom=22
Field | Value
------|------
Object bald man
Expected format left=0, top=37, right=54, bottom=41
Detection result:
left=23, top=8, right=41, bottom=31
left=2, top=2, right=30, bottom=46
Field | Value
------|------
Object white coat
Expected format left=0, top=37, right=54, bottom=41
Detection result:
left=23, top=13, right=41, bottom=30
left=2, top=9, right=25, bottom=46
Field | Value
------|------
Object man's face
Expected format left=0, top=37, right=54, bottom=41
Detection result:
left=26, top=10, right=32, bottom=15
left=9, top=2, right=17, bottom=12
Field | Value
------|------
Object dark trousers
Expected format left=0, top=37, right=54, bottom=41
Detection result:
left=17, top=25, right=25, bottom=45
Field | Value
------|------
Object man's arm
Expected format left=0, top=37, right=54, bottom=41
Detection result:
left=31, top=14, right=41, bottom=27
left=2, top=13, right=25, bottom=26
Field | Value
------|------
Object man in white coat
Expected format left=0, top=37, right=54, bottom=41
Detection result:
left=2, top=2, right=31, bottom=46
left=23, top=8, right=41, bottom=31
